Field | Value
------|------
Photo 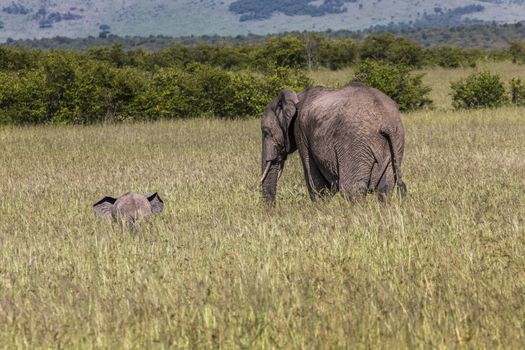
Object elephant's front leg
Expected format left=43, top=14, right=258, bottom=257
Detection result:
left=300, top=152, right=332, bottom=201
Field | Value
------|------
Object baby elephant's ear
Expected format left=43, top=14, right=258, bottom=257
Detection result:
left=93, top=196, right=117, bottom=218
left=145, top=192, right=164, bottom=214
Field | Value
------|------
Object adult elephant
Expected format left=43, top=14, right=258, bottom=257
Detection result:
left=260, top=82, right=407, bottom=204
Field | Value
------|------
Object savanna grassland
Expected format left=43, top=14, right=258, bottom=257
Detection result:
left=0, top=63, right=524, bottom=349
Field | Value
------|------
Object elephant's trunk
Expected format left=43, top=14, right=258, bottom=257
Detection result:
left=261, top=161, right=280, bottom=204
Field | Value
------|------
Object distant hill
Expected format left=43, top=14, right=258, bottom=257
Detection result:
left=2, top=0, right=525, bottom=42
left=6, top=23, right=525, bottom=52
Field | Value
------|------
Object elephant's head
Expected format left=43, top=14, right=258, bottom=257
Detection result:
left=260, top=89, right=299, bottom=204
left=93, top=192, right=164, bottom=224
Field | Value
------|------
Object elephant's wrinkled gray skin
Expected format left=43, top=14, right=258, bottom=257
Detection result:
left=261, top=83, right=407, bottom=204
left=93, top=192, right=164, bottom=223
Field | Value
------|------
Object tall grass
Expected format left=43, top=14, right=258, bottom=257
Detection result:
left=0, top=65, right=524, bottom=348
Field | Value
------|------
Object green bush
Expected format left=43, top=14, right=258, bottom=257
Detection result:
left=0, top=70, right=47, bottom=124
left=509, top=78, right=525, bottom=106
left=425, top=46, right=477, bottom=68
left=143, top=64, right=311, bottom=119
left=509, top=40, right=525, bottom=64
left=40, top=54, right=150, bottom=124
left=0, top=52, right=311, bottom=124
left=359, top=33, right=425, bottom=68
left=88, top=66, right=150, bottom=122
left=353, top=60, right=432, bottom=111
left=220, top=67, right=311, bottom=117
left=255, top=36, right=307, bottom=69
left=317, top=38, right=358, bottom=70
left=0, top=46, right=41, bottom=71
left=450, top=71, right=508, bottom=109
left=142, top=64, right=231, bottom=119
left=0, top=55, right=152, bottom=124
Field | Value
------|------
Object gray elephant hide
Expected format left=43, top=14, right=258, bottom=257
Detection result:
left=93, top=192, right=164, bottom=223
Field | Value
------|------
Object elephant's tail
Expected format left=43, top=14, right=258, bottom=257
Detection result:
left=380, top=128, right=407, bottom=196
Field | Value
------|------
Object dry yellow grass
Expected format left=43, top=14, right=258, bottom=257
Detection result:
left=0, top=64, right=524, bottom=348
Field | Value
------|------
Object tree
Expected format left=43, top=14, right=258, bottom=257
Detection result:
left=451, top=71, right=508, bottom=109
left=256, top=36, right=307, bottom=69
left=318, top=38, right=357, bottom=70
left=360, top=33, right=424, bottom=68
left=354, top=60, right=432, bottom=111
left=509, top=40, right=525, bottom=64
left=99, top=24, right=111, bottom=38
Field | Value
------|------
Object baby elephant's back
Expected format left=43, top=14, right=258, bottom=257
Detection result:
left=112, top=192, right=152, bottom=222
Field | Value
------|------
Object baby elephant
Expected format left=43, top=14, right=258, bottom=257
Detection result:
left=93, top=192, right=164, bottom=223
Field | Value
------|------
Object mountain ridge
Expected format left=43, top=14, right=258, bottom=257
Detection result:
left=1, top=0, right=525, bottom=42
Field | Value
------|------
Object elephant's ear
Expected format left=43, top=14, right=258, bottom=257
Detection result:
left=145, top=192, right=164, bottom=214
left=93, top=196, right=117, bottom=218
left=277, top=89, right=299, bottom=153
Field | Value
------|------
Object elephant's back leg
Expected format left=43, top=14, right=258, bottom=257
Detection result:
left=376, top=161, right=395, bottom=201
left=363, top=134, right=396, bottom=200
left=336, top=145, right=376, bottom=200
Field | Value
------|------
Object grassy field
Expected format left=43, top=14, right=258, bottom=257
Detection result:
left=1, top=64, right=524, bottom=348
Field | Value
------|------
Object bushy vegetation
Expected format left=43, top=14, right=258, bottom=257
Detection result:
left=0, top=32, right=523, bottom=124
left=510, top=78, right=525, bottom=106
left=425, top=45, right=478, bottom=68
left=142, top=65, right=311, bottom=120
left=7, top=23, right=525, bottom=52
left=359, top=33, right=425, bottom=68
left=353, top=60, right=432, bottom=111
left=509, top=39, right=525, bottom=64
left=3, top=32, right=511, bottom=70
left=451, top=71, right=508, bottom=109
left=0, top=48, right=311, bottom=124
